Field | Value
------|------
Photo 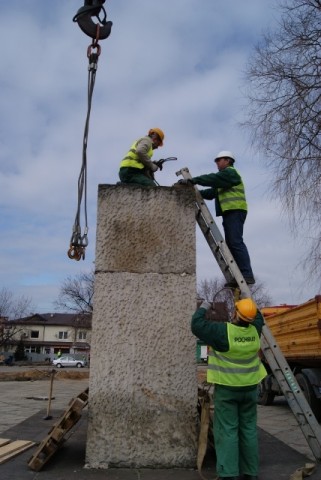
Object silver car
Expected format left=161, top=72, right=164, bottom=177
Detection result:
left=52, top=355, right=86, bottom=368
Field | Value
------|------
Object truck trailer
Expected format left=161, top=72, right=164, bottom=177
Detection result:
left=260, top=295, right=321, bottom=421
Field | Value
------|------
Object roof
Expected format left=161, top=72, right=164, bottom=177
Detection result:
left=10, top=313, right=92, bottom=328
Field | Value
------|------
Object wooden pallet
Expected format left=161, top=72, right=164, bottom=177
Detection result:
left=27, top=387, right=89, bottom=472
left=0, top=438, right=35, bottom=464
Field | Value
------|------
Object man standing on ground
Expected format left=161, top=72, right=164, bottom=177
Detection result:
left=119, top=128, right=165, bottom=186
left=191, top=297, right=267, bottom=480
left=178, top=151, right=255, bottom=286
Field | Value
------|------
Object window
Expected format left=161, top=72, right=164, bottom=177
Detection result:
left=30, top=330, right=39, bottom=338
left=58, top=331, right=68, bottom=339
left=25, top=346, right=41, bottom=353
left=78, top=331, right=87, bottom=340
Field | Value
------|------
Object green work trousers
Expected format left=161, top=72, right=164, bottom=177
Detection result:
left=119, top=167, right=157, bottom=186
left=213, top=385, right=259, bottom=478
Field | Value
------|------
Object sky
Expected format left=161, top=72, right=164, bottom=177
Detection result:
left=0, top=0, right=317, bottom=313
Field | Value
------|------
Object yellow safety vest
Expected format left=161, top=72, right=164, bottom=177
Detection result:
left=218, top=167, right=247, bottom=212
left=207, top=323, right=267, bottom=387
left=120, top=139, right=153, bottom=170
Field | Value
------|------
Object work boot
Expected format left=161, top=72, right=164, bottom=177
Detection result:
left=244, top=277, right=256, bottom=285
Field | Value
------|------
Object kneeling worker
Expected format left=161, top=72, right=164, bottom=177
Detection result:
left=191, top=297, right=267, bottom=480
left=119, top=128, right=165, bottom=186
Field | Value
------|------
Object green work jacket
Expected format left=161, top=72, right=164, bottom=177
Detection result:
left=191, top=166, right=247, bottom=216
left=191, top=307, right=266, bottom=391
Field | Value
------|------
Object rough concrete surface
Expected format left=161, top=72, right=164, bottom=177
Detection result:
left=95, top=184, right=196, bottom=274
left=86, top=185, right=198, bottom=468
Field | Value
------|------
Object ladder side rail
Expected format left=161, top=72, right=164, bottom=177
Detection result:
left=195, top=207, right=234, bottom=281
left=261, top=333, right=321, bottom=459
left=262, top=327, right=321, bottom=429
left=176, top=166, right=321, bottom=460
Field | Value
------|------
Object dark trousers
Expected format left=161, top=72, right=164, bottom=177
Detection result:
left=119, top=167, right=157, bottom=186
left=222, top=210, right=254, bottom=279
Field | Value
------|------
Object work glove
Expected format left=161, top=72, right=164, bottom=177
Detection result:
left=199, top=300, right=211, bottom=310
left=177, top=178, right=194, bottom=185
left=150, top=163, right=158, bottom=173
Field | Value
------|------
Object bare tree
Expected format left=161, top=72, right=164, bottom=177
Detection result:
left=0, top=287, right=34, bottom=320
left=197, top=277, right=273, bottom=321
left=54, top=270, right=94, bottom=314
left=242, top=0, right=321, bottom=280
left=0, top=288, right=34, bottom=348
left=0, top=317, right=23, bottom=350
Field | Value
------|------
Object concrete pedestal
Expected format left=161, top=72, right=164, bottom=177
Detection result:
left=85, top=184, right=199, bottom=468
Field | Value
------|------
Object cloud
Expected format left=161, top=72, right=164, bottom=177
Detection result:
left=0, top=1, right=316, bottom=313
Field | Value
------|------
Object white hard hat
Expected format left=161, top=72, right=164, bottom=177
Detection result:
left=215, top=150, right=235, bottom=162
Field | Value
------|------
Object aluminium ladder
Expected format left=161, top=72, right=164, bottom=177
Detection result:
left=176, top=166, right=321, bottom=461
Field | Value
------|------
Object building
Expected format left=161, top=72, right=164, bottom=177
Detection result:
left=1, top=313, right=92, bottom=362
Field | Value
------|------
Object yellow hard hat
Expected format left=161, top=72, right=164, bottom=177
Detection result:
left=149, top=128, right=164, bottom=146
left=235, top=298, right=257, bottom=322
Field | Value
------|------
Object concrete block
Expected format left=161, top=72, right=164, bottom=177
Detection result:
left=95, top=185, right=196, bottom=275
left=86, top=185, right=198, bottom=468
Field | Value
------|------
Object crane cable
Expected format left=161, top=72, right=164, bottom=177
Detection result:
left=68, top=2, right=112, bottom=261
left=68, top=37, right=100, bottom=261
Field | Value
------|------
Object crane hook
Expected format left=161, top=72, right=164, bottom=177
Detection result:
left=73, top=0, right=113, bottom=40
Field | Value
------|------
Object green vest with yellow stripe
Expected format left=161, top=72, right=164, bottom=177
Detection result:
left=218, top=167, right=247, bottom=212
left=120, top=139, right=153, bottom=170
left=207, top=323, right=267, bottom=387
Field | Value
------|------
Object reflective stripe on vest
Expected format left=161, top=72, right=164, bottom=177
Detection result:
left=207, top=323, right=267, bottom=386
left=217, top=167, right=247, bottom=212
left=120, top=139, right=153, bottom=169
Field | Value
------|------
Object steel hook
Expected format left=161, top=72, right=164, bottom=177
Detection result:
left=73, top=1, right=113, bottom=40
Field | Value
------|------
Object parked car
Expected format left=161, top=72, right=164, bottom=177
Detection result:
left=52, top=355, right=86, bottom=368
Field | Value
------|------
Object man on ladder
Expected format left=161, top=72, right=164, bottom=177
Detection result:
left=177, top=150, right=255, bottom=287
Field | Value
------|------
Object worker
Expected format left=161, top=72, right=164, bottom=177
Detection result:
left=191, top=297, right=267, bottom=480
left=119, top=128, right=165, bottom=186
left=177, top=151, right=255, bottom=287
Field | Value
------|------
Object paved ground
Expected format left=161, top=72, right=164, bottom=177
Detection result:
left=0, top=368, right=320, bottom=479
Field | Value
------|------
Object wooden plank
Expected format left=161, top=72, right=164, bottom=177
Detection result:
left=0, top=439, right=10, bottom=448
left=0, top=440, right=35, bottom=464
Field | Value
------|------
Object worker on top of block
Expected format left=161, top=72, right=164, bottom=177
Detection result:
left=191, top=297, right=267, bottom=480
left=177, top=151, right=255, bottom=287
left=119, top=128, right=165, bottom=186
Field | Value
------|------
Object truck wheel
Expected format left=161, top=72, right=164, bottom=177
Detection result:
left=295, top=373, right=321, bottom=421
left=257, top=381, right=275, bottom=406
